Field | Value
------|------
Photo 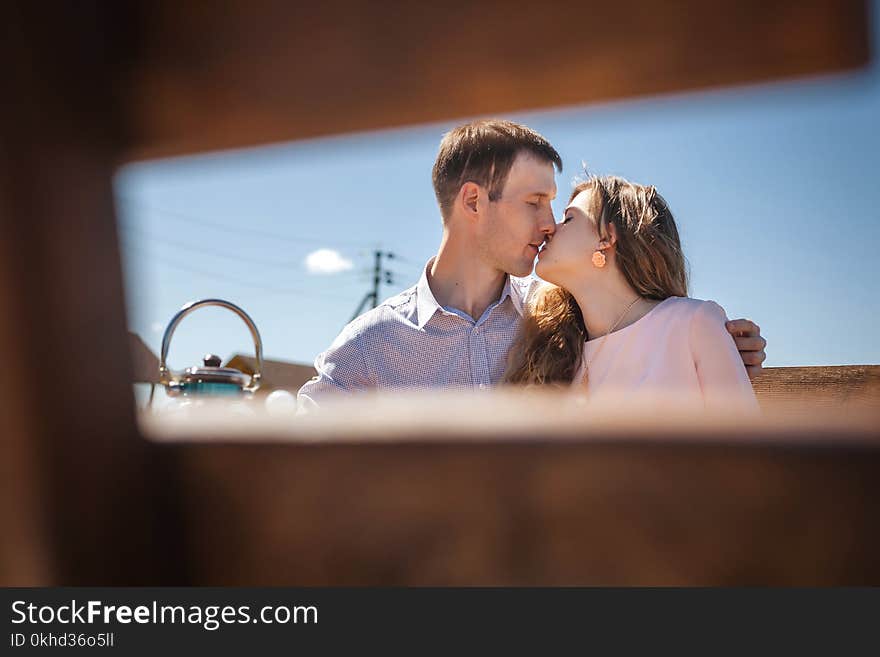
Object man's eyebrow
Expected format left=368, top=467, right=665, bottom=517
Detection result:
left=528, top=192, right=555, bottom=199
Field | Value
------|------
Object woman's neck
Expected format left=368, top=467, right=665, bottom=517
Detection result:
left=566, top=273, right=654, bottom=340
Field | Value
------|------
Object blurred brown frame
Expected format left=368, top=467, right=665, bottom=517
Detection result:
left=0, top=0, right=875, bottom=585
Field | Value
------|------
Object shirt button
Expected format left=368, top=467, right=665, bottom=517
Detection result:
left=478, top=383, right=488, bottom=390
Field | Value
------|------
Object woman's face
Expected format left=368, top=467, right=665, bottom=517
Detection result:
left=535, top=187, right=606, bottom=287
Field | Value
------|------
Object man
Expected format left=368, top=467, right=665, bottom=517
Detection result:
left=297, top=119, right=766, bottom=410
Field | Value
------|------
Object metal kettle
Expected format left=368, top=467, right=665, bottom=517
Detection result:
left=158, top=298, right=263, bottom=398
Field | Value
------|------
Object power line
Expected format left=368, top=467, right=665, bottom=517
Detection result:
left=349, top=250, right=397, bottom=322
left=119, top=223, right=365, bottom=275
left=116, top=199, right=423, bottom=309
left=117, top=198, right=428, bottom=288
left=384, top=265, right=422, bottom=283
left=387, top=253, right=423, bottom=267
left=121, top=241, right=356, bottom=302
left=318, top=278, right=376, bottom=292
left=116, top=196, right=379, bottom=250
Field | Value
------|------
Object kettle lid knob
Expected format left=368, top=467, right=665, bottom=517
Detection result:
left=203, top=354, right=222, bottom=367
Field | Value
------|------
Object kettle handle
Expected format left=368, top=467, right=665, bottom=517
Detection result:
left=159, top=298, right=263, bottom=392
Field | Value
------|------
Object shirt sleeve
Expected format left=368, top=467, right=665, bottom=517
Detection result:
left=296, top=325, right=373, bottom=414
left=688, top=301, right=760, bottom=414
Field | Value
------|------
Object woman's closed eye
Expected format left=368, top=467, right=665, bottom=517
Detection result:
left=562, top=214, right=573, bottom=224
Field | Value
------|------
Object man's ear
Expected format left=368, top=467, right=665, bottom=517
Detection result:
left=459, top=182, right=481, bottom=218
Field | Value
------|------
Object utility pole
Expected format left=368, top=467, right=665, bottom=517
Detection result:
left=349, top=250, right=395, bottom=322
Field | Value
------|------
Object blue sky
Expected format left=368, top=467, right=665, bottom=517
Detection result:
left=117, top=4, right=879, bottom=375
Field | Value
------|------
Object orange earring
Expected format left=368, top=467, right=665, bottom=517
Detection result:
left=591, top=250, right=606, bottom=268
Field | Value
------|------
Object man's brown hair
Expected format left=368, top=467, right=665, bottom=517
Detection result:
left=432, top=119, right=562, bottom=219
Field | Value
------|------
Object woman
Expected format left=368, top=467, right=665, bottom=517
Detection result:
left=505, top=175, right=758, bottom=412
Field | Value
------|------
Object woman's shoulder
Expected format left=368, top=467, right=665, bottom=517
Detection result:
left=663, top=298, right=735, bottom=352
left=653, top=297, right=729, bottom=329
left=657, top=296, right=726, bottom=316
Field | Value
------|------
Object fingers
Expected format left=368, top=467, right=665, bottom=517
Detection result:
left=733, top=335, right=766, bottom=353
left=726, top=318, right=760, bottom=337
left=740, top=347, right=766, bottom=366
left=746, top=364, right=764, bottom=380
left=727, top=318, right=766, bottom=380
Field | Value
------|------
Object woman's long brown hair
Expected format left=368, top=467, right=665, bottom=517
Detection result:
left=504, top=175, right=689, bottom=385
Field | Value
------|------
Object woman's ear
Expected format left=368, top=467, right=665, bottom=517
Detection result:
left=595, top=224, right=615, bottom=252
left=604, top=222, right=619, bottom=247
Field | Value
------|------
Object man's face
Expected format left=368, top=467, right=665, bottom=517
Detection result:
left=478, top=152, right=558, bottom=277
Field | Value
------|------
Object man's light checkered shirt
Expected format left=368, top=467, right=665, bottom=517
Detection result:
left=297, top=260, right=536, bottom=410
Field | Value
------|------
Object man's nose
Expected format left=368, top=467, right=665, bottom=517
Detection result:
left=538, top=209, right=556, bottom=236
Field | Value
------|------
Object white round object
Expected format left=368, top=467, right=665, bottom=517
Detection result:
left=265, top=389, right=298, bottom=416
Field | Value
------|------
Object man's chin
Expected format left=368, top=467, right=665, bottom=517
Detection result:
left=507, top=259, right=535, bottom=278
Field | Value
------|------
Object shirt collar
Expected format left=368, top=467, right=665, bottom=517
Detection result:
left=415, top=259, right=444, bottom=329
left=506, top=275, right=528, bottom=317
left=415, top=258, right=527, bottom=328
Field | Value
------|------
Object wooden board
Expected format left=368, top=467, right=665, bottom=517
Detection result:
left=162, top=435, right=880, bottom=585
left=125, top=0, right=871, bottom=160
left=0, top=2, right=170, bottom=585
left=752, top=365, right=880, bottom=413
left=0, top=0, right=874, bottom=587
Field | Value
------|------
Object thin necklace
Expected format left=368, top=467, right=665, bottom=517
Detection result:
left=578, top=295, right=643, bottom=387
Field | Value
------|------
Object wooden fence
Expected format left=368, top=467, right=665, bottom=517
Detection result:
left=1, top=0, right=875, bottom=587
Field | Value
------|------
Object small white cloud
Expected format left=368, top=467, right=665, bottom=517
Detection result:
left=305, top=249, right=354, bottom=275
left=151, top=321, right=163, bottom=334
